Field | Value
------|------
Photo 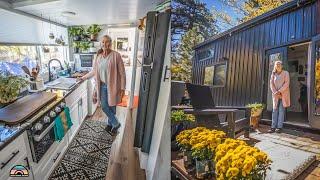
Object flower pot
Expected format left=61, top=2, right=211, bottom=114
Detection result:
left=90, top=34, right=98, bottom=41
left=250, top=116, right=260, bottom=129
left=195, top=159, right=214, bottom=179
left=251, top=108, right=263, bottom=117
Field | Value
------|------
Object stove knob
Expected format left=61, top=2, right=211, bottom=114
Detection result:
left=43, top=116, right=50, bottom=123
left=50, top=111, right=56, bottom=118
left=55, top=107, right=61, bottom=113
left=34, top=123, right=43, bottom=131
left=60, top=102, right=66, bottom=107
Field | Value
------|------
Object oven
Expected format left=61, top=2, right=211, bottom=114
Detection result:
left=27, top=101, right=66, bottom=163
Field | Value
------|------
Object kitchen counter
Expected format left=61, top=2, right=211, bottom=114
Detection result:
left=0, top=78, right=87, bottom=151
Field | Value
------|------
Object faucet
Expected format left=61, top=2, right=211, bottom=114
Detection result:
left=48, top=59, right=64, bottom=82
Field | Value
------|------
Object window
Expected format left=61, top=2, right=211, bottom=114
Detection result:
left=203, top=62, right=227, bottom=87
left=0, top=45, right=69, bottom=76
left=0, top=45, right=39, bottom=75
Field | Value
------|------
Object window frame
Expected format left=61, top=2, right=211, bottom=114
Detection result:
left=203, top=58, right=228, bottom=88
left=0, top=42, right=69, bottom=74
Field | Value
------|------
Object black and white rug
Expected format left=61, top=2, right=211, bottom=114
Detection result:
left=49, top=120, right=112, bottom=180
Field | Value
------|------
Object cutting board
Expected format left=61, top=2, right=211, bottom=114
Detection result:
left=0, top=92, right=57, bottom=124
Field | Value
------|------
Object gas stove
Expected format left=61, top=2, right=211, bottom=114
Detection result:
left=27, top=98, right=66, bottom=163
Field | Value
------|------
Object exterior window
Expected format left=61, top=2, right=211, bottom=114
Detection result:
left=0, top=45, right=39, bottom=75
left=203, top=61, right=227, bottom=87
left=0, top=45, right=68, bottom=76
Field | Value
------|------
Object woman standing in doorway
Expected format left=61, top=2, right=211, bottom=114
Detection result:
left=268, top=61, right=290, bottom=133
left=81, top=35, right=126, bottom=135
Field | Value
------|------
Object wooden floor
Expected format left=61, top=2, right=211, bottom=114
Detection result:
left=86, top=107, right=146, bottom=180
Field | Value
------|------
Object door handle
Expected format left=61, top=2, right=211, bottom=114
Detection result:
left=0, top=150, right=19, bottom=169
left=142, top=72, right=148, bottom=91
left=53, top=152, right=61, bottom=163
left=163, top=65, right=170, bottom=82
left=24, top=157, right=30, bottom=170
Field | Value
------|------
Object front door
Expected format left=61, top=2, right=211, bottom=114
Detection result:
left=309, top=35, right=320, bottom=128
left=263, top=47, right=288, bottom=119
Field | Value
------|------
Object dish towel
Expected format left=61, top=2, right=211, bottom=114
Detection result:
left=54, top=107, right=73, bottom=141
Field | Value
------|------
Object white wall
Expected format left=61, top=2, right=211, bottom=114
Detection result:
left=0, top=9, right=68, bottom=45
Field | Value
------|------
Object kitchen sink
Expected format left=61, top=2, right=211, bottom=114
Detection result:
left=46, top=77, right=78, bottom=90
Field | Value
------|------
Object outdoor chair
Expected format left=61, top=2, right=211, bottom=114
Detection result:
left=184, top=83, right=251, bottom=138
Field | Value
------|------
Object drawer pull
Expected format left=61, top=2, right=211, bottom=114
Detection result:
left=24, top=157, right=30, bottom=170
left=53, top=152, right=61, bottom=163
left=1, top=150, right=20, bottom=169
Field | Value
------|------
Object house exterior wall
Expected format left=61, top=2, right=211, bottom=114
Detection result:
left=193, top=1, right=317, bottom=107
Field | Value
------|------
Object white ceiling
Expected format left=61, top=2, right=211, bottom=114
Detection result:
left=10, top=0, right=163, bottom=26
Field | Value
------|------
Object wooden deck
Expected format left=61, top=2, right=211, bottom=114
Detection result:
left=87, top=107, right=146, bottom=180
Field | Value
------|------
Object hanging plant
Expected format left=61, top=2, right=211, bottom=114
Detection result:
left=87, top=24, right=102, bottom=41
left=73, top=41, right=81, bottom=53
left=79, top=41, right=90, bottom=52
left=69, top=26, right=84, bottom=41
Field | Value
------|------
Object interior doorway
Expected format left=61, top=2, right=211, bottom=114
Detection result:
left=286, top=43, right=309, bottom=125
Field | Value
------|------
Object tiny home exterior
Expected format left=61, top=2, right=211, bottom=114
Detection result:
left=192, top=0, right=320, bottom=129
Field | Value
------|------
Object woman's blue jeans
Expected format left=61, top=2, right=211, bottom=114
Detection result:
left=272, top=99, right=285, bottom=129
left=100, top=82, right=120, bottom=128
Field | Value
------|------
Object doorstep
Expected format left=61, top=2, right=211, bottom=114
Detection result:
left=260, top=119, right=320, bottom=134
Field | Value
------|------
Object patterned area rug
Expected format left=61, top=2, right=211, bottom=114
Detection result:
left=49, top=120, right=112, bottom=180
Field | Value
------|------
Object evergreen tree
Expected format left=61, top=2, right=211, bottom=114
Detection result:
left=171, top=27, right=204, bottom=82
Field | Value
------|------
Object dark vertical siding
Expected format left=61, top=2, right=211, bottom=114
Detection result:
left=193, top=2, right=317, bottom=106
left=317, top=0, right=320, bottom=34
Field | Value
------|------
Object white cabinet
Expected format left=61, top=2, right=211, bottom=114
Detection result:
left=0, top=132, right=33, bottom=180
left=65, top=80, right=88, bottom=144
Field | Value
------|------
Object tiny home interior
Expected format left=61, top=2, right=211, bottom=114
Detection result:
left=0, top=0, right=170, bottom=180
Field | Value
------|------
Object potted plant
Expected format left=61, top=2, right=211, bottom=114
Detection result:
left=0, top=71, right=28, bottom=104
left=246, top=103, right=265, bottom=129
left=171, top=110, right=195, bottom=152
left=72, top=41, right=81, bottom=53
left=64, top=60, right=71, bottom=75
left=214, top=139, right=271, bottom=180
left=87, top=24, right=102, bottom=41
left=189, top=128, right=226, bottom=179
left=69, top=26, right=84, bottom=41
left=79, top=41, right=90, bottom=53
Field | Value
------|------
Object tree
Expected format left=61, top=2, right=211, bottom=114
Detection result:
left=172, top=27, right=204, bottom=82
left=171, top=0, right=218, bottom=41
left=213, top=0, right=291, bottom=29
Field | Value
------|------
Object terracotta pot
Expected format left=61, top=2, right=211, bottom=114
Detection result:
left=90, top=34, right=98, bottom=41
left=251, top=108, right=263, bottom=117
left=250, top=116, right=260, bottom=129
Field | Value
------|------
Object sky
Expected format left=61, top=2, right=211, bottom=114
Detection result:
left=201, top=0, right=245, bottom=32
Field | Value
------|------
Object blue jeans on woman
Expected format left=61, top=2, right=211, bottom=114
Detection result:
left=100, top=82, right=120, bottom=128
left=272, top=99, right=285, bottom=129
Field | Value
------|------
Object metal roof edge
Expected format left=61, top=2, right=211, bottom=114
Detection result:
left=193, top=0, right=315, bottom=49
